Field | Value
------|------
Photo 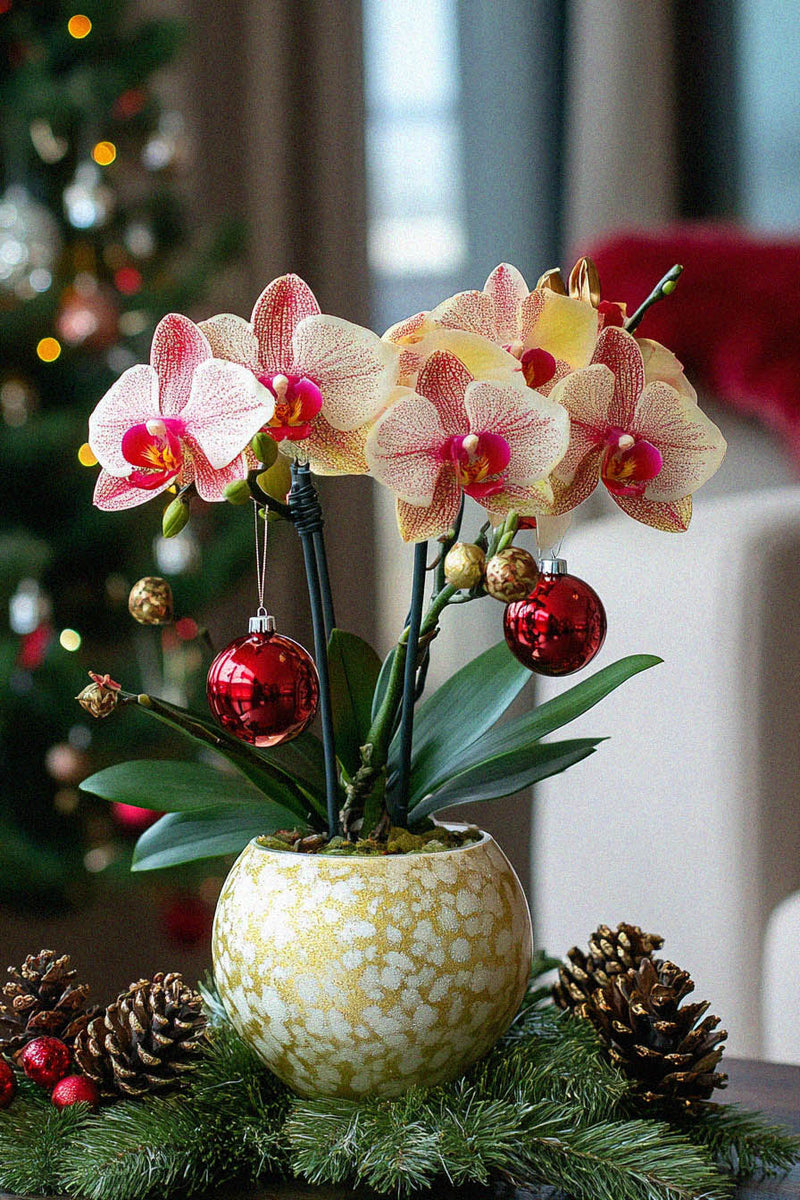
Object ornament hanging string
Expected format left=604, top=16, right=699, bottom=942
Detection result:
left=253, top=500, right=269, bottom=618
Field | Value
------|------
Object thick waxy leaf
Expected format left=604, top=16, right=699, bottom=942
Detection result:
left=80, top=760, right=270, bottom=812
left=408, top=738, right=603, bottom=822
left=449, top=655, right=661, bottom=771
left=131, top=801, right=304, bottom=871
left=371, top=645, right=398, bottom=723
left=327, top=629, right=383, bottom=776
left=390, top=640, right=532, bottom=805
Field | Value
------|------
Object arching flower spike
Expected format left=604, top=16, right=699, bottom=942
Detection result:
left=200, top=274, right=399, bottom=475
left=88, top=314, right=273, bottom=511
left=548, top=326, right=726, bottom=531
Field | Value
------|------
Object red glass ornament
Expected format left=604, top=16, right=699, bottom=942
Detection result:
left=51, top=1073, right=100, bottom=1111
left=503, top=558, right=606, bottom=676
left=0, top=1058, right=16, bottom=1109
left=161, top=891, right=214, bottom=947
left=207, top=618, right=319, bottom=747
left=112, top=801, right=162, bottom=833
left=20, top=1036, right=71, bottom=1088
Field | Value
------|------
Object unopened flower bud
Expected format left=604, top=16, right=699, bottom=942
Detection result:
left=223, top=479, right=252, bottom=506
left=485, top=547, right=539, bottom=603
left=250, top=431, right=279, bottom=468
left=128, top=577, right=174, bottom=626
left=162, top=496, right=190, bottom=538
left=256, top=456, right=292, bottom=504
left=444, top=542, right=486, bottom=589
left=76, top=672, right=121, bottom=719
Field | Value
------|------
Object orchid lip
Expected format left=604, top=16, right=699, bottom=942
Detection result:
left=259, top=371, right=323, bottom=440
left=441, top=431, right=511, bottom=499
left=601, top=428, right=662, bottom=496
left=122, top=417, right=184, bottom=489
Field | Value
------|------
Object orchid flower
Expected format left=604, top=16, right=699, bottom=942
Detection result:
left=200, top=274, right=399, bottom=475
left=89, top=314, right=273, bottom=511
left=365, top=338, right=569, bottom=542
left=547, top=326, right=726, bottom=531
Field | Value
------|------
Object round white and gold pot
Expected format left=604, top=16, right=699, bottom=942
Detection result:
left=212, top=828, right=532, bottom=1099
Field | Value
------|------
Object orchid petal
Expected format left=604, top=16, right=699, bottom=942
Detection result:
left=633, top=381, right=727, bottom=502
left=396, top=470, right=461, bottom=543
left=181, top=360, right=274, bottom=469
left=536, top=511, right=574, bottom=556
left=93, top=468, right=169, bottom=511
left=413, top=350, right=474, bottom=436
left=365, top=387, right=447, bottom=505
left=482, top=262, right=529, bottom=342
left=612, top=492, right=693, bottom=532
left=291, top=314, right=399, bottom=431
left=591, top=327, right=645, bottom=428
left=524, top=290, right=598, bottom=368
left=548, top=446, right=604, bottom=514
left=198, top=313, right=260, bottom=371
left=187, top=440, right=247, bottom=502
left=419, top=330, right=525, bottom=389
left=382, top=310, right=432, bottom=386
left=463, top=380, right=569, bottom=484
left=638, top=337, right=698, bottom=402
left=550, top=365, right=615, bottom=484
left=151, top=314, right=211, bottom=417
left=88, top=363, right=159, bottom=475
left=479, top=477, right=555, bottom=519
left=287, top=415, right=371, bottom=476
left=428, top=289, right=497, bottom=339
left=252, top=274, right=320, bottom=373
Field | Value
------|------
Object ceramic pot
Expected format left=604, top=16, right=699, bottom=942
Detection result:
left=212, top=828, right=532, bottom=1098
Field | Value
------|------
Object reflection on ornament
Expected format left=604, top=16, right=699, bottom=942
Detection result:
left=9, top=578, right=51, bottom=635
left=124, top=221, right=155, bottom=258
left=154, top=529, right=200, bottom=575
left=63, top=163, right=112, bottom=229
left=0, top=185, right=61, bottom=296
left=504, top=558, right=606, bottom=676
left=143, top=111, right=187, bottom=170
left=1, top=376, right=38, bottom=426
left=56, top=277, right=118, bottom=349
left=207, top=620, right=320, bottom=747
left=29, top=118, right=68, bottom=164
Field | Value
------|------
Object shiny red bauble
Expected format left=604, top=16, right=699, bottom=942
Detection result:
left=51, top=1073, right=100, bottom=1111
left=0, top=1058, right=16, bottom=1109
left=20, top=1036, right=71, bottom=1088
left=503, top=560, right=606, bottom=676
left=207, top=630, right=319, bottom=747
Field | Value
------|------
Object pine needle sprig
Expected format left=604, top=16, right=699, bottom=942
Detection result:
left=668, top=1101, right=800, bottom=1181
left=0, top=1093, right=91, bottom=1197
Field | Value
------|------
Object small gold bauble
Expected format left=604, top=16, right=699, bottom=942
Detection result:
left=128, top=576, right=174, bottom=625
left=443, top=542, right=486, bottom=589
left=485, top=547, right=539, bottom=603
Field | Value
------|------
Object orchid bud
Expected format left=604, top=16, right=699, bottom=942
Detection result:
left=223, top=479, right=252, bottom=506
left=162, top=496, right=190, bottom=538
left=250, top=431, right=279, bottom=468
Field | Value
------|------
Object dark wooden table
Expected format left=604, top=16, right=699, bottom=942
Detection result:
left=3, top=1057, right=798, bottom=1200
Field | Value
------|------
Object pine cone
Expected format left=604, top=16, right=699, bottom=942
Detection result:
left=74, top=972, right=208, bottom=1101
left=583, top=957, right=728, bottom=1106
left=553, top=923, right=664, bottom=1013
left=0, top=951, right=100, bottom=1057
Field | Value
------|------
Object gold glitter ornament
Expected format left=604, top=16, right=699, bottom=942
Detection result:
left=443, top=542, right=486, bottom=589
left=128, top=577, right=174, bottom=625
left=485, top=547, right=540, bottom=603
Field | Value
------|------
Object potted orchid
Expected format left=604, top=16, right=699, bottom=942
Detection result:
left=77, top=258, right=726, bottom=1098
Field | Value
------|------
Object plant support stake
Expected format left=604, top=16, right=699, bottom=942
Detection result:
left=395, top=540, right=428, bottom=827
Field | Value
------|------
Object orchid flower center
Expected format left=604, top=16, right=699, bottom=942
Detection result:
left=121, top=417, right=184, bottom=490
left=503, top=343, right=557, bottom=390
left=442, top=431, right=511, bottom=499
left=258, top=372, right=323, bottom=442
left=597, top=300, right=626, bottom=328
left=601, top=428, right=663, bottom=496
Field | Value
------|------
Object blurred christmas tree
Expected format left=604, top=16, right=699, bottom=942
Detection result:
left=0, top=0, right=247, bottom=920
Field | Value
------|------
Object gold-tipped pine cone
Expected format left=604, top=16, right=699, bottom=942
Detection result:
left=73, top=972, right=207, bottom=1101
left=0, top=950, right=99, bottom=1057
left=553, top=922, right=665, bottom=1013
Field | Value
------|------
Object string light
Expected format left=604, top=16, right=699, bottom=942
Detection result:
left=67, top=14, right=92, bottom=38
left=114, top=266, right=142, bottom=295
left=92, top=141, right=117, bottom=167
left=59, top=628, right=82, bottom=652
left=36, top=336, right=61, bottom=362
left=78, top=442, right=97, bottom=466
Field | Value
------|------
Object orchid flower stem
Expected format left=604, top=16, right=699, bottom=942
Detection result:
left=394, top=541, right=428, bottom=828
left=625, top=263, right=683, bottom=334
left=289, top=461, right=339, bottom=838
left=312, top=528, right=336, bottom=640
left=246, top=469, right=292, bottom=521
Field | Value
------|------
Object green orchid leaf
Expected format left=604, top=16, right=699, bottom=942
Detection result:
left=391, top=640, right=533, bottom=805
left=267, top=730, right=327, bottom=797
left=422, top=654, right=662, bottom=795
left=80, top=760, right=270, bottom=812
left=130, top=692, right=325, bottom=826
left=407, top=738, right=603, bottom=822
left=327, top=629, right=383, bottom=777
left=371, top=645, right=398, bottom=724
left=131, top=801, right=306, bottom=871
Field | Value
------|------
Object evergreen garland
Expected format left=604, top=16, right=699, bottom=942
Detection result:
left=0, top=969, right=797, bottom=1200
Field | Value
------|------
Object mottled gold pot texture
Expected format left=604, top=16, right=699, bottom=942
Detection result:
left=212, top=829, right=532, bottom=1099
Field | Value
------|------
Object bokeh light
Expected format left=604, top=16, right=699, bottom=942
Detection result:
left=67, top=14, right=92, bottom=38
left=36, top=336, right=61, bottom=362
left=78, top=442, right=98, bottom=466
left=92, top=141, right=117, bottom=167
left=59, top=628, right=82, bottom=652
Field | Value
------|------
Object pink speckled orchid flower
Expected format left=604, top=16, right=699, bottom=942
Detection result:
left=548, top=326, right=726, bottom=531
left=200, top=274, right=399, bottom=475
left=89, top=314, right=273, bottom=510
left=365, top=340, right=569, bottom=542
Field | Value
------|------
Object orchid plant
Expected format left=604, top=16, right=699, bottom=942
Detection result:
left=78, top=259, right=726, bottom=867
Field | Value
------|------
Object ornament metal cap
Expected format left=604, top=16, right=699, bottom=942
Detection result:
left=249, top=608, right=276, bottom=634
left=539, top=557, right=568, bottom=575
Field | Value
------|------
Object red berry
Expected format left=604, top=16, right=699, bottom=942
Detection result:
left=51, top=1073, right=100, bottom=1111
left=20, top=1036, right=71, bottom=1088
left=0, top=1058, right=16, bottom=1109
